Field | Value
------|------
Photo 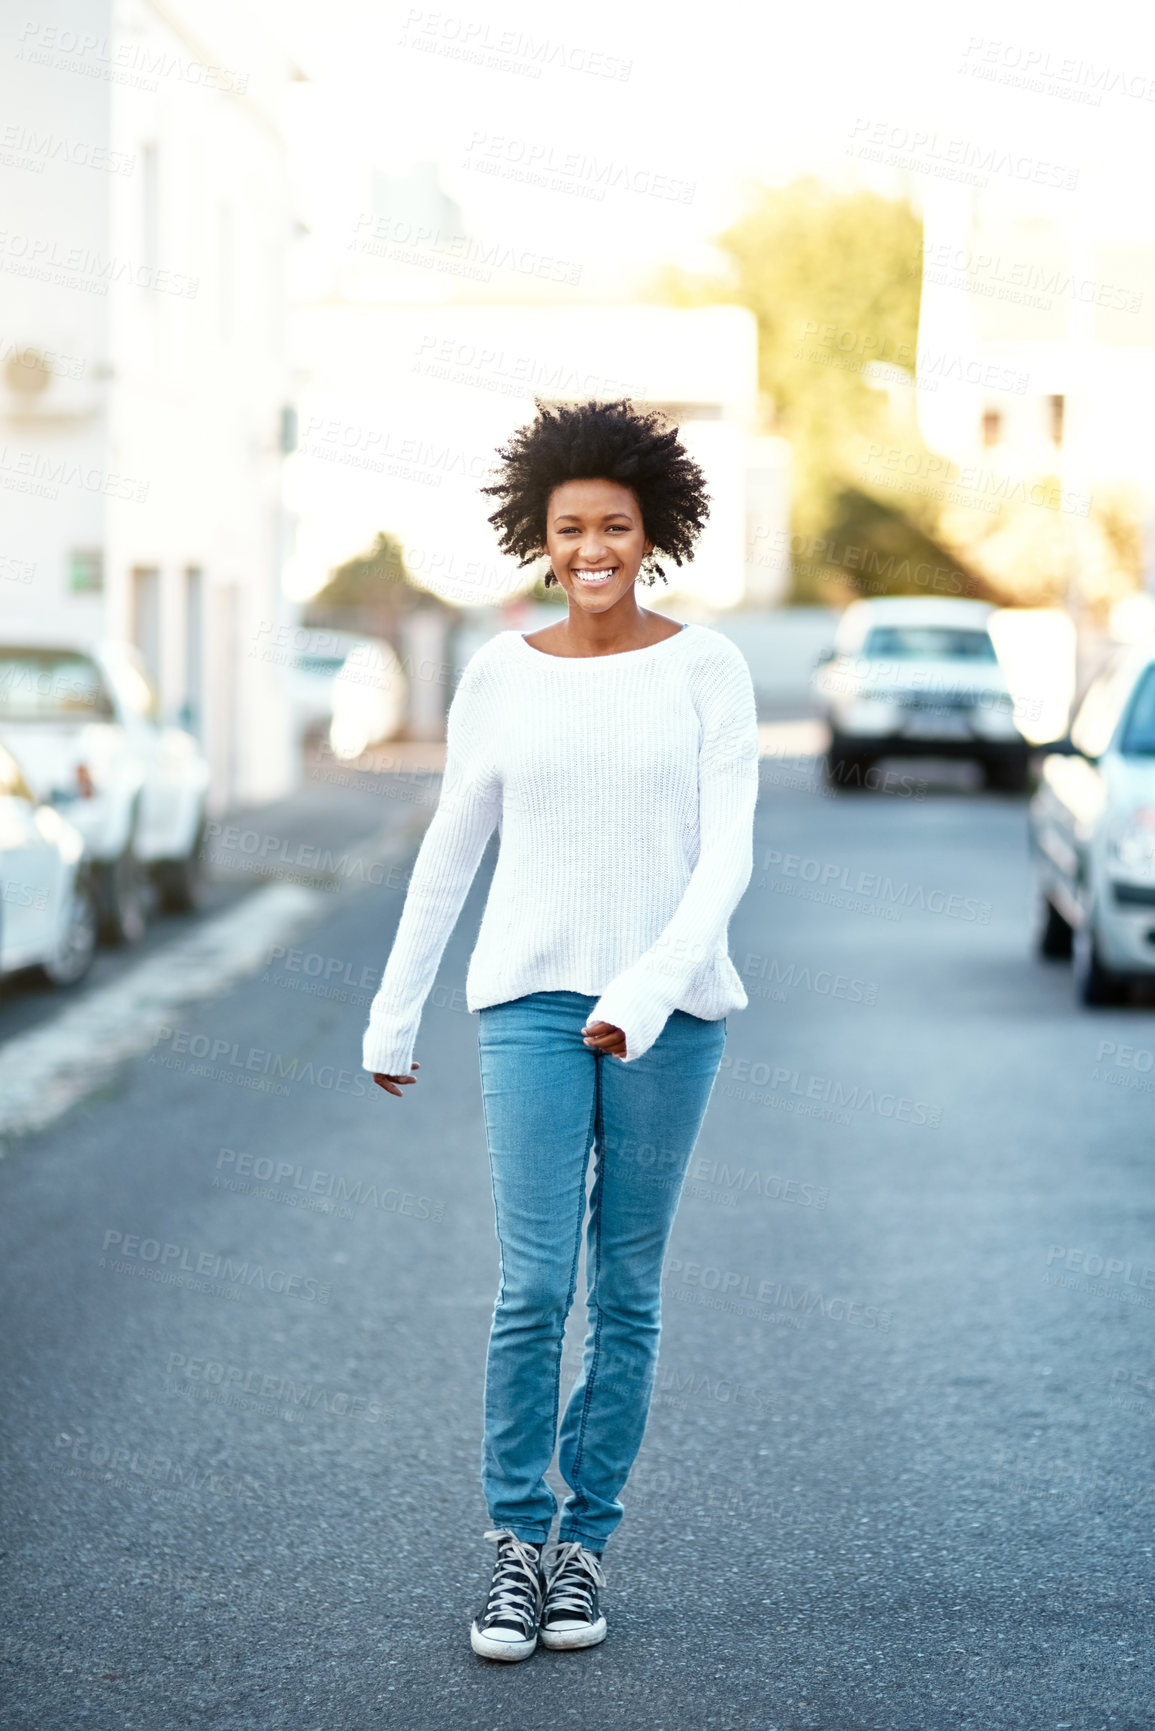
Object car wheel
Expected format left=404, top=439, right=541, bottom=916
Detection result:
left=98, top=836, right=150, bottom=945
left=154, top=817, right=207, bottom=914
left=38, top=873, right=98, bottom=987
left=1073, top=920, right=1127, bottom=1006
left=983, top=751, right=1031, bottom=795
left=824, top=743, right=875, bottom=793
left=1033, top=888, right=1073, bottom=961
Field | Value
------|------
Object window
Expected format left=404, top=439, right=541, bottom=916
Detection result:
left=1049, top=394, right=1065, bottom=446
left=131, top=565, right=161, bottom=690
left=861, top=626, right=998, bottom=662
left=68, top=548, right=104, bottom=593
left=183, top=566, right=203, bottom=734
left=1070, top=658, right=1141, bottom=759
left=0, top=649, right=114, bottom=721
left=1120, top=665, right=1155, bottom=756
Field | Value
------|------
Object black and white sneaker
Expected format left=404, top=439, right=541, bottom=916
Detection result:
left=539, top=1540, right=607, bottom=1650
left=469, top=1529, right=546, bottom=1662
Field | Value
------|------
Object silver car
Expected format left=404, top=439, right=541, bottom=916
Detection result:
left=0, top=642, right=210, bottom=944
left=814, top=597, right=1030, bottom=793
left=1030, top=644, right=1155, bottom=1003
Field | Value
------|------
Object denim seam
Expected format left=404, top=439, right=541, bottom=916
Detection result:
left=549, top=1060, right=600, bottom=1484
left=476, top=1041, right=507, bottom=1312
left=478, top=1029, right=524, bottom=1523
left=567, top=1057, right=606, bottom=1507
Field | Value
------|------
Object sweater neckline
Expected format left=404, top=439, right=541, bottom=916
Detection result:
left=515, top=622, right=691, bottom=664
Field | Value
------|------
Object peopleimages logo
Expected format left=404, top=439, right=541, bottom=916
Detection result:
left=100, top=1230, right=333, bottom=1304
left=150, top=1024, right=369, bottom=1099
left=758, top=848, right=992, bottom=924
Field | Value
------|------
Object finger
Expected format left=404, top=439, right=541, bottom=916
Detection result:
left=372, top=1073, right=416, bottom=1093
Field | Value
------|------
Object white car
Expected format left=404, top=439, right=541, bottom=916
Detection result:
left=0, top=642, right=210, bottom=943
left=279, top=626, right=374, bottom=742
left=328, top=639, right=406, bottom=762
left=814, top=597, right=1030, bottom=792
left=0, top=739, right=96, bottom=987
left=1030, top=643, right=1155, bottom=1004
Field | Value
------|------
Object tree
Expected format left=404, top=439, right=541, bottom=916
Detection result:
left=663, top=178, right=986, bottom=602
left=305, top=532, right=452, bottom=639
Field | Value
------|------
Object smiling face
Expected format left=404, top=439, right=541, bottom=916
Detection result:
left=543, top=477, right=654, bottom=614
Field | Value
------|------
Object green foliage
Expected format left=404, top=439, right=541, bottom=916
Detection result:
left=310, top=532, right=412, bottom=613
left=664, top=178, right=960, bottom=601
left=800, top=488, right=984, bottom=605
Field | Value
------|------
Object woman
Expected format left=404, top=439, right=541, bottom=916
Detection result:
left=363, top=398, right=759, bottom=1661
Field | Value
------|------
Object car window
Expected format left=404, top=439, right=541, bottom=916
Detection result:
left=1119, top=665, right=1155, bottom=756
left=860, top=627, right=997, bottom=661
left=0, top=649, right=115, bottom=720
left=1070, top=658, right=1140, bottom=759
left=293, top=654, right=348, bottom=677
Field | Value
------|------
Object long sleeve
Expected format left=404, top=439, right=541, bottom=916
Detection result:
left=361, top=652, right=502, bottom=1075
left=587, top=644, right=759, bottom=1061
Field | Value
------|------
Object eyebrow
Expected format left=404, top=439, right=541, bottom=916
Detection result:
left=551, top=511, right=635, bottom=523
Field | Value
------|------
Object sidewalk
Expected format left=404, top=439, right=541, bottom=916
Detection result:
left=206, top=743, right=440, bottom=892
left=0, top=750, right=441, bottom=1050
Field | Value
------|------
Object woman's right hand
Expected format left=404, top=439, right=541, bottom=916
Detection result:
left=372, top=1063, right=420, bottom=1098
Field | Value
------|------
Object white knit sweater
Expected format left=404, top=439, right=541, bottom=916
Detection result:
left=361, top=623, right=759, bottom=1074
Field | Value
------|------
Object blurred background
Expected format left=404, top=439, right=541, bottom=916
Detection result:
left=4, top=0, right=1155, bottom=796
left=6, top=0, right=1155, bottom=991
left=4, top=6, right=1155, bottom=1725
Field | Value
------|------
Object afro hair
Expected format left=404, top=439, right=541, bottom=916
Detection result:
left=481, top=398, right=711, bottom=585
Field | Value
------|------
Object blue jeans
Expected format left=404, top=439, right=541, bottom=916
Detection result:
left=476, top=989, right=727, bottom=1550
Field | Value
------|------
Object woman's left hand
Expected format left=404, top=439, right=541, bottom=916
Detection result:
left=581, top=1020, right=627, bottom=1058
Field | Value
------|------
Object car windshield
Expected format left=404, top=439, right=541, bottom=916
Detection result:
left=860, top=626, right=997, bottom=661
left=1120, top=665, right=1155, bottom=756
left=293, top=654, right=349, bottom=677
left=0, top=649, right=114, bottom=720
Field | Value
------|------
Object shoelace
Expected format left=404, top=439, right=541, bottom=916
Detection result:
left=479, top=1528, right=543, bottom=1636
left=544, top=1541, right=606, bottom=1622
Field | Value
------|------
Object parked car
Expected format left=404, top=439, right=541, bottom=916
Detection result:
left=281, top=626, right=374, bottom=744
left=1030, top=642, right=1155, bottom=1004
left=813, top=597, right=1030, bottom=792
left=0, top=739, right=96, bottom=987
left=328, top=639, right=406, bottom=762
left=0, top=642, right=210, bottom=943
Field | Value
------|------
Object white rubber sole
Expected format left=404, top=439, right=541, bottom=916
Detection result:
left=469, top=1621, right=538, bottom=1662
left=538, top=1616, right=607, bottom=1651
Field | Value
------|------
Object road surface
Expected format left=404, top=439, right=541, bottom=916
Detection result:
left=1, top=758, right=1152, bottom=1730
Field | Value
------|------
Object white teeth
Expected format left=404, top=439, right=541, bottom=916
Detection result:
left=574, top=570, right=616, bottom=584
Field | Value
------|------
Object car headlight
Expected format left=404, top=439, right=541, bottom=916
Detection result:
left=1109, top=807, right=1155, bottom=879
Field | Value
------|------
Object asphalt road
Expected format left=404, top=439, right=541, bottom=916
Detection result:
left=1, top=758, right=1153, bottom=1731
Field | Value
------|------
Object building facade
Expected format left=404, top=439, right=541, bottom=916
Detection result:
left=1, top=0, right=299, bottom=808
